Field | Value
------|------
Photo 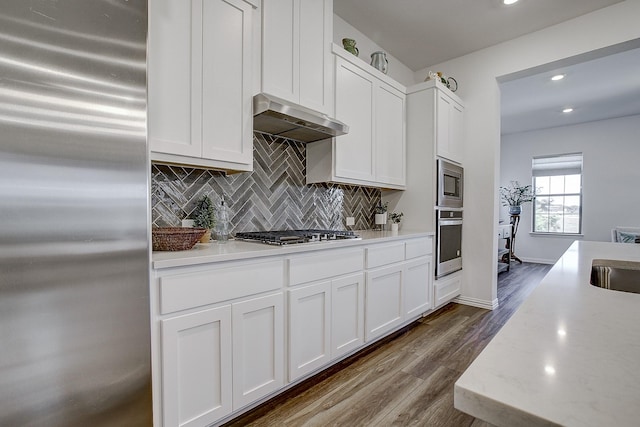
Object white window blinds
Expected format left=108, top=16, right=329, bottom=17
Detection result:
left=532, top=153, right=582, bottom=177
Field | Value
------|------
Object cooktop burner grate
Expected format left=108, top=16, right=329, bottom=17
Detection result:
left=235, top=229, right=359, bottom=245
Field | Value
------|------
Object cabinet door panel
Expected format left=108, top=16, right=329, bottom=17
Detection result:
left=334, top=58, right=375, bottom=182
left=299, top=0, right=331, bottom=113
left=375, top=83, right=406, bottom=186
left=404, top=257, right=432, bottom=318
left=161, top=305, right=232, bottom=427
left=436, top=92, right=452, bottom=160
left=288, top=281, right=331, bottom=381
left=232, top=293, right=284, bottom=410
left=365, top=265, right=403, bottom=341
left=148, top=0, right=201, bottom=157
left=201, top=0, right=253, bottom=165
left=262, top=0, right=298, bottom=101
left=331, top=273, right=365, bottom=358
left=450, top=100, right=464, bottom=163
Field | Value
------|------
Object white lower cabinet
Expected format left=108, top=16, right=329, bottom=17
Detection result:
left=232, top=293, right=284, bottom=410
left=153, top=236, right=435, bottom=426
left=161, top=305, right=233, bottom=427
left=331, top=273, right=365, bottom=358
left=288, top=272, right=366, bottom=381
left=288, top=281, right=332, bottom=381
left=404, top=257, right=433, bottom=318
left=365, top=237, right=433, bottom=342
left=434, top=271, right=462, bottom=309
left=365, top=264, right=404, bottom=342
left=160, top=292, right=285, bottom=427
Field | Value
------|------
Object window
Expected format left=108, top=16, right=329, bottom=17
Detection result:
left=532, top=153, right=583, bottom=234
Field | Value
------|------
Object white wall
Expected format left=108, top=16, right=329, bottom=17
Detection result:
left=413, top=0, right=640, bottom=306
left=333, top=14, right=416, bottom=86
left=501, top=114, right=640, bottom=263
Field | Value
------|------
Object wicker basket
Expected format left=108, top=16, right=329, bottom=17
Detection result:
left=152, top=227, right=207, bottom=251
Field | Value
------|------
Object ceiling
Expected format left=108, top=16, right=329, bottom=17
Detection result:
left=335, top=0, right=640, bottom=134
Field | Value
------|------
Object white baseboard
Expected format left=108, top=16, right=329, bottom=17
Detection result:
left=520, top=257, right=555, bottom=265
left=454, top=295, right=499, bottom=310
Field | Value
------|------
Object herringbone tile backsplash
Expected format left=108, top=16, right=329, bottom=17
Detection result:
left=151, top=133, right=381, bottom=232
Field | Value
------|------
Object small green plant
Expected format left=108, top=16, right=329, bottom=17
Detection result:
left=374, top=201, right=389, bottom=214
left=390, top=211, right=404, bottom=224
left=193, top=195, right=216, bottom=229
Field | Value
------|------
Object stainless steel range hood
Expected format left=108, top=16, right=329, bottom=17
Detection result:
left=253, top=93, right=349, bottom=142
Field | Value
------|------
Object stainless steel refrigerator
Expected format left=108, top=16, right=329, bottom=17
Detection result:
left=0, top=1, right=151, bottom=425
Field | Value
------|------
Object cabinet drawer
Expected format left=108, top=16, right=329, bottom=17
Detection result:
left=366, top=242, right=405, bottom=269
left=434, top=274, right=461, bottom=308
left=159, top=259, right=284, bottom=314
left=289, top=248, right=363, bottom=286
left=405, top=237, right=433, bottom=260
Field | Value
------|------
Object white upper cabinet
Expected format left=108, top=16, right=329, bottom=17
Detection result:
left=306, top=47, right=406, bottom=190
left=435, top=88, right=464, bottom=164
left=262, top=0, right=333, bottom=114
left=149, top=0, right=256, bottom=172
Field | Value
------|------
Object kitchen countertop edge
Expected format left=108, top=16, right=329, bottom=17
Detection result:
left=454, top=240, right=640, bottom=427
left=152, top=230, right=434, bottom=269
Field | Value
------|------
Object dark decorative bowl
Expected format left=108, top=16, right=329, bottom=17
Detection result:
left=152, top=227, right=207, bottom=251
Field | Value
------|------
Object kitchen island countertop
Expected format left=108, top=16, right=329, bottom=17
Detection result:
left=455, top=240, right=640, bottom=426
left=152, top=229, right=434, bottom=269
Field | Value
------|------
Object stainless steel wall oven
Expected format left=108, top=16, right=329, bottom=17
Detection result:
left=437, top=209, right=463, bottom=278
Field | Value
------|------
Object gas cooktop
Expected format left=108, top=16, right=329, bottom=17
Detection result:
left=235, top=229, right=359, bottom=246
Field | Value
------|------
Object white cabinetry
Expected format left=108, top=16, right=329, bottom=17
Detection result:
left=152, top=234, right=433, bottom=425
left=306, top=46, right=406, bottom=190
left=434, top=271, right=462, bottom=309
left=331, top=273, right=365, bottom=358
left=384, top=80, right=464, bottom=232
left=287, top=247, right=364, bottom=381
left=364, top=237, right=433, bottom=342
left=288, top=281, right=332, bottom=380
left=262, top=0, right=332, bottom=114
left=149, top=0, right=256, bottom=172
left=232, top=293, right=284, bottom=410
left=435, top=90, right=464, bottom=164
left=161, top=305, right=233, bottom=427
left=365, top=264, right=404, bottom=341
left=153, top=258, right=284, bottom=427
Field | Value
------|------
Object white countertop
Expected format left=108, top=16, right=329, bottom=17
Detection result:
left=455, top=241, right=640, bottom=426
left=152, top=229, right=434, bottom=269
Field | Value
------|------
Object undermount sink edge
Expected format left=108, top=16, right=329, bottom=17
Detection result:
left=590, top=258, right=640, bottom=294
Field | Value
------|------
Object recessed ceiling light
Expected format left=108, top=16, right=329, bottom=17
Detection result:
left=562, top=108, right=574, bottom=113
left=503, top=0, right=519, bottom=4
left=551, top=74, right=565, bottom=81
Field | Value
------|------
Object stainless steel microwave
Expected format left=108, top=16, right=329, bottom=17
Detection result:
left=437, top=158, right=463, bottom=208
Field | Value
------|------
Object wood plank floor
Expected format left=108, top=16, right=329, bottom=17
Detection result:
left=224, top=262, right=552, bottom=427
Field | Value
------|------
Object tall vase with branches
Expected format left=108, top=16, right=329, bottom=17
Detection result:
left=500, top=181, right=534, bottom=215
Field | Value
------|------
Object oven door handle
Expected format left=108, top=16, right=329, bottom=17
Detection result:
left=439, top=219, right=463, bottom=226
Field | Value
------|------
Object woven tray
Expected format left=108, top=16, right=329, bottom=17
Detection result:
left=152, top=227, right=207, bottom=251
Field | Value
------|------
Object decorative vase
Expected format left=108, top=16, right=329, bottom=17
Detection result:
left=509, top=205, right=521, bottom=215
left=370, top=51, right=388, bottom=74
left=391, top=223, right=399, bottom=232
left=342, top=38, right=359, bottom=57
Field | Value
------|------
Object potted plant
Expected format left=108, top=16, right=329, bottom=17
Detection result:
left=389, top=211, right=404, bottom=232
left=500, top=181, right=535, bottom=215
left=374, top=201, right=388, bottom=228
left=193, top=195, right=216, bottom=242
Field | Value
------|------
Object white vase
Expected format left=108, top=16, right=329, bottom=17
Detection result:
left=375, top=213, right=387, bottom=226
left=391, top=223, right=399, bottom=232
